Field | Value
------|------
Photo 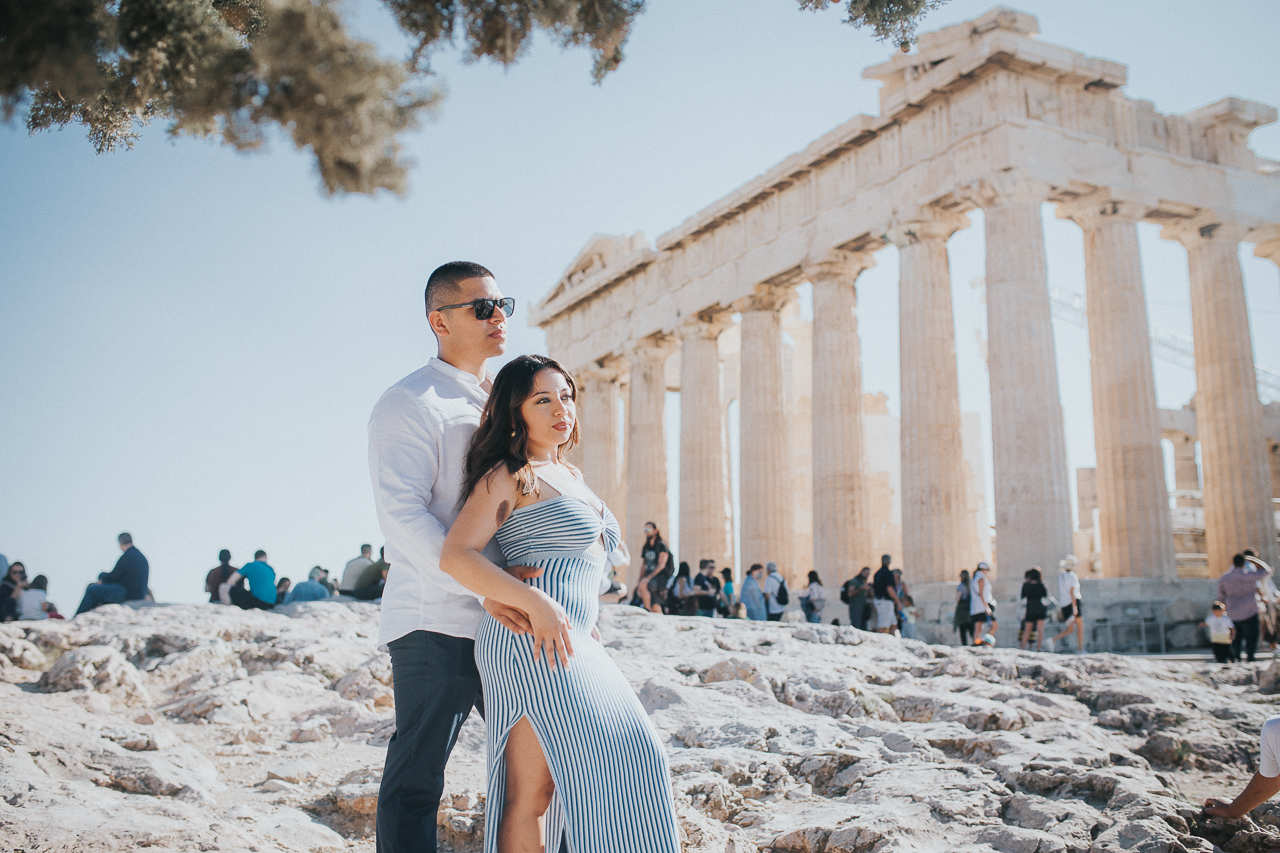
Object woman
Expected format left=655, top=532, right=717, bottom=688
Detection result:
left=955, top=569, right=974, bottom=646
left=1, top=562, right=27, bottom=623
left=636, top=523, right=670, bottom=613
left=440, top=355, right=679, bottom=853
left=719, top=567, right=735, bottom=615
left=671, top=561, right=697, bottom=616
left=800, top=571, right=825, bottom=624
left=1019, top=567, right=1049, bottom=651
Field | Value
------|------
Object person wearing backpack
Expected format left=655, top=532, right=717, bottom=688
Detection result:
left=840, top=567, right=871, bottom=630
left=764, top=562, right=788, bottom=621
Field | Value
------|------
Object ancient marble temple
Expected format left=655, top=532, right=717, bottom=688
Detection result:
left=532, top=7, right=1280, bottom=594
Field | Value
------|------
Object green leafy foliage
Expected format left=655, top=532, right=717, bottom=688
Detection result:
left=0, top=0, right=947, bottom=195
left=799, top=0, right=946, bottom=50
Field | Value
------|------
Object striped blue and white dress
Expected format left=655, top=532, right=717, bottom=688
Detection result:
left=475, top=477, right=680, bottom=853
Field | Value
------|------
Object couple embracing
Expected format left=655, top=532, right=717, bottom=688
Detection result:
left=368, top=262, right=679, bottom=853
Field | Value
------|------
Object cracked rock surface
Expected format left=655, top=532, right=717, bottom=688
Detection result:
left=0, top=603, right=1276, bottom=852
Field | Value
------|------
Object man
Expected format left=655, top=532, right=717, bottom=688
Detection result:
left=368, top=261, right=546, bottom=853
left=204, top=550, right=238, bottom=603
left=740, top=564, right=767, bottom=621
left=1051, top=556, right=1083, bottom=653
left=763, top=562, right=788, bottom=622
left=969, top=561, right=998, bottom=645
left=220, top=550, right=277, bottom=610
left=1220, top=553, right=1265, bottom=663
left=692, top=560, right=719, bottom=618
left=872, top=555, right=899, bottom=634
left=75, top=533, right=149, bottom=616
left=287, top=566, right=335, bottom=603
left=340, top=544, right=375, bottom=594
left=841, top=567, right=872, bottom=631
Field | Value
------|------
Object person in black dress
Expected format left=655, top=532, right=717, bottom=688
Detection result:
left=1019, top=567, right=1049, bottom=651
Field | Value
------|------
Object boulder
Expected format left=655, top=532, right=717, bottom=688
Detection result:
left=38, top=645, right=151, bottom=706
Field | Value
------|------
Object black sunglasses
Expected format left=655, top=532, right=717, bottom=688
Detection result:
left=436, top=297, right=515, bottom=320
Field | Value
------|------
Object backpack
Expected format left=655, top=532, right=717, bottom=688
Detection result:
left=840, top=580, right=853, bottom=604
left=775, top=577, right=789, bottom=606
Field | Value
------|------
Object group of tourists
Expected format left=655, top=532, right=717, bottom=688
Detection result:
left=837, top=555, right=920, bottom=637
left=0, top=557, right=63, bottom=621
left=1207, top=549, right=1276, bottom=664
left=203, top=544, right=390, bottom=610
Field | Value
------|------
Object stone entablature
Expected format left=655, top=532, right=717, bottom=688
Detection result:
left=533, top=5, right=1280, bottom=589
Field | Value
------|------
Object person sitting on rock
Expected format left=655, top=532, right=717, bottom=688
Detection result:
left=1205, top=715, right=1280, bottom=819
left=1, top=561, right=27, bottom=622
left=75, top=533, right=149, bottom=616
left=276, top=577, right=292, bottom=599
left=19, top=573, right=61, bottom=620
left=287, top=567, right=335, bottom=603
left=219, top=549, right=277, bottom=610
left=204, top=550, right=239, bottom=603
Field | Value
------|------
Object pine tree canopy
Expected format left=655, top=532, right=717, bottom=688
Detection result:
left=0, top=0, right=948, bottom=196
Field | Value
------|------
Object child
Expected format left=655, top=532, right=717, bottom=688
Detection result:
left=900, top=595, right=920, bottom=639
left=1201, top=601, right=1235, bottom=664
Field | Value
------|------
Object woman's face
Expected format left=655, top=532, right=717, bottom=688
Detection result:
left=519, top=368, right=576, bottom=453
left=7, top=565, right=24, bottom=583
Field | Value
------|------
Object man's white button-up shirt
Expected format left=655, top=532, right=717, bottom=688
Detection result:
left=368, top=357, right=504, bottom=648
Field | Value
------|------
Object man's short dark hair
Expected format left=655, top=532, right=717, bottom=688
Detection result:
left=880, top=554, right=891, bottom=565
left=255, top=549, right=267, bottom=560
left=1234, top=553, right=1246, bottom=567
left=118, top=532, right=132, bottom=546
left=425, top=261, right=494, bottom=316
left=219, top=549, right=231, bottom=563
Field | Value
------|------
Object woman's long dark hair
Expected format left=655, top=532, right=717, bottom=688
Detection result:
left=460, top=354, right=580, bottom=506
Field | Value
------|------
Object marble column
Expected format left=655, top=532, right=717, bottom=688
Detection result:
left=679, top=316, right=733, bottom=570
left=738, top=285, right=795, bottom=576
left=577, top=365, right=624, bottom=530
left=1164, top=215, right=1279, bottom=571
left=1169, top=432, right=1201, bottom=507
left=805, top=250, right=875, bottom=586
left=1057, top=193, right=1174, bottom=578
left=978, top=180, right=1075, bottom=575
left=625, top=337, right=674, bottom=592
left=887, top=211, right=981, bottom=583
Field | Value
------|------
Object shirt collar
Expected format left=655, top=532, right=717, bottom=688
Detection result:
left=428, top=356, right=492, bottom=388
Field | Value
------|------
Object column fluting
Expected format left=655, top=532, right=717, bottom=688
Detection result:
left=1164, top=216, right=1278, bottom=571
left=805, top=250, right=875, bottom=587
left=887, top=211, right=981, bottom=583
left=738, top=286, right=795, bottom=577
left=981, top=181, right=1074, bottom=575
left=625, top=337, right=674, bottom=592
left=1057, top=194, right=1175, bottom=578
left=678, top=316, right=733, bottom=571
left=577, top=366, right=624, bottom=534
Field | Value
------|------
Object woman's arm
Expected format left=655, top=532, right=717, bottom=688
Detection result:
left=441, top=471, right=575, bottom=669
left=218, top=572, right=243, bottom=605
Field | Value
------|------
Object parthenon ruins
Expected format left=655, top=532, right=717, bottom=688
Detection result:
left=531, top=7, right=1280, bottom=610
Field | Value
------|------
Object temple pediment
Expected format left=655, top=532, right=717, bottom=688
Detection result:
left=531, top=231, right=656, bottom=324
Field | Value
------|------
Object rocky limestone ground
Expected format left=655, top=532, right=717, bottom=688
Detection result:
left=1, top=602, right=1278, bottom=853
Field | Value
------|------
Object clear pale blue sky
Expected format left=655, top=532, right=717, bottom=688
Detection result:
left=2, top=0, right=1278, bottom=604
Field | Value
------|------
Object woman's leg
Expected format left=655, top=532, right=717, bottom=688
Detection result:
left=499, top=718, right=556, bottom=853
left=1034, top=620, right=1046, bottom=651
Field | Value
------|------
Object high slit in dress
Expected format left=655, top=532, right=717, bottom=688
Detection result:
left=474, top=471, right=680, bottom=853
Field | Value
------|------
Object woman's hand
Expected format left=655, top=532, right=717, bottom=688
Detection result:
left=526, top=588, right=575, bottom=670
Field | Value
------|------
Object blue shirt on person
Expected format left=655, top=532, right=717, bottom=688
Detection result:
left=286, top=579, right=331, bottom=603
left=100, top=546, right=149, bottom=601
left=740, top=575, right=767, bottom=621
left=238, top=560, right=277, bottom=605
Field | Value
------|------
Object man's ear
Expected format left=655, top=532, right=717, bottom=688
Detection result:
left=428, top=309, right=450, bottom=338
